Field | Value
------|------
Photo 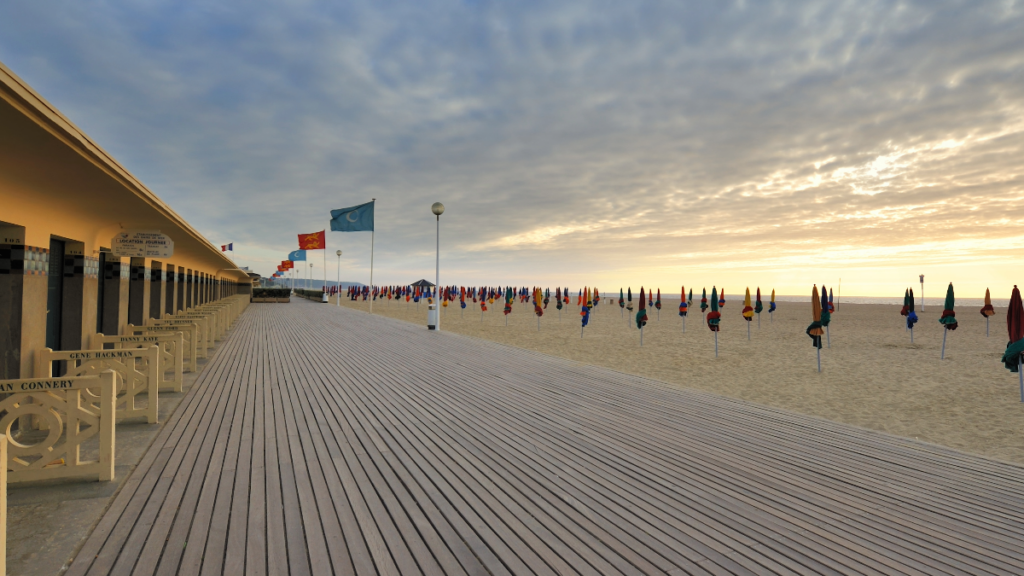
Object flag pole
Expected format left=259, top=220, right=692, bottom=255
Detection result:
left=323, top=232, right=327, bottom=303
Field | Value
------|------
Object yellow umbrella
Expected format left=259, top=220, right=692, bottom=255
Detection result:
left=742, top=287, right=754, bottom=340
left=981, top=288, right=995, bottom=337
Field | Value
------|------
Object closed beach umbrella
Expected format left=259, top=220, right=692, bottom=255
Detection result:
left=754, top=287, right=763, bottom=329
left=907, top=288, right=919, bottom=341
left=618, top=288, right=624, bottom=317
left=1001, top=286, right=1024, bottom=401
left=580, top=286, right=591, bottom=337
left=807, top=285, right=825, bottom=371
left=742, top=287, right=754, bottom=340
left=719, top=288, right=726, bottom=309
left=503, top=286, right=513, bottom=325
left=627, top=287, right=634, bottom=312
left=534, top=287, right=544, bottom=330
left=828, top=288, right=835, bottom=313
left=679, top=285, right=688, bottom=332
left=820, top=285, right=832, bottom=348
left=637, top=286, right=649, bottom=345
left=939, top=282, right=957, bottom=359
left=981, top=288, right=995, bottom=337
left=769, top=289, right=776, bottom=321
left=901, top=288, right=910, bottom=320
left=688, top=288, right=693, bottom=306
left=708, top=286, right=722, bottom=357
left=700, top=288, right=708, bottom=325
left=655, top=288, right=662, bottom=321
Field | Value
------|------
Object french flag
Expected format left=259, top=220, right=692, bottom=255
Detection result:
left=221, top=243, right=233, bottom=252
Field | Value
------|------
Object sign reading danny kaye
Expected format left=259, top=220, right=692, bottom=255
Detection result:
left=111, top=230, right=174, bottom=258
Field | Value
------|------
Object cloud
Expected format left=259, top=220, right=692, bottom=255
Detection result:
left=2, top=0, right=1023, bottom=295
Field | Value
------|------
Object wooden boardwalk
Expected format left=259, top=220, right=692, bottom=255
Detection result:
left=67, top=300, right=1024, bottom=575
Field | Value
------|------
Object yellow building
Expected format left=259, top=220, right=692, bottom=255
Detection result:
left=0, top=61, right=250, bottom=379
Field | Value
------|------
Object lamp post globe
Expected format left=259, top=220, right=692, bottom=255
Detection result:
left=335, top=250, right=343, bottom=306
left=431, top=202, right=445, bottom=217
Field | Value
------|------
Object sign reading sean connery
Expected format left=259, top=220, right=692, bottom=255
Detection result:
left=111, top=230, right=174, bottom=258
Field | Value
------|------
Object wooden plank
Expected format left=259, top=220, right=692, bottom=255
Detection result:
left=67, top=300, right=1024, bottom=576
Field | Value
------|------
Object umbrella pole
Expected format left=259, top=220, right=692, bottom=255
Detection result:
left=758, top=314, right=760, bottom=329
left=747, top=322, right=750, bottom=341
left=826, top=326, right=831, bottom=348
left=714, top=331, right=718, bottom=357
left=1019, top=356, right=1023, bottom=403
left=581, top=325, right=584, bottom=339
left=986, top=317, right=989, bottom=337
left=641, top=326, right=644, bottom=347
left=817, top=347, right=821, bottom=373
left=910, top=327, right=913, bottom=343
left=941, top=329, right=947, bottom=359
left=657, top=309, right=660, bottom=322
left=683, top=316, right=686, bottom=333
left=537, top=316, right=540, bottom=331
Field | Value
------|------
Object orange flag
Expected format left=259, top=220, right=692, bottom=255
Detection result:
left=298, top=231, right=326, bottom=250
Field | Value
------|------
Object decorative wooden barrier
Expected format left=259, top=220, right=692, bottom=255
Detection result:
left=126, top=324, right=198, bottom=373
left=36, top=347, right=159, bottom=424
left=148, top=318, right=209, bottom=359
left=0, top=373, right=116, bottom=483
left=176, top=309, right=224, bottom=341
left=93, top=333, right=184, bottom=393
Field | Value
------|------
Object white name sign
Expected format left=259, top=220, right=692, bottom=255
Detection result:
left=111, top=230, right=174, bottom=258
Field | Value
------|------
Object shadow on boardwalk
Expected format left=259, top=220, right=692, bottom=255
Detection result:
left=67, top=299, right=1024, bottom=575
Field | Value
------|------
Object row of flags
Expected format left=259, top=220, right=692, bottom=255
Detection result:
left=269, top=201, right=376, bottom=283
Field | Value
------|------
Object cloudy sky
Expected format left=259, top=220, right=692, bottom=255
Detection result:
left=2, top=1, right=1023, bottom=297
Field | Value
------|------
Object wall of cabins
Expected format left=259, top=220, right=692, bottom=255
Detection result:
left=0, top=218, right=249, bottom=379
left=0, top=63, right=250, bottom=379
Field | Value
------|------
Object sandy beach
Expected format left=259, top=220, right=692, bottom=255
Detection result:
left=330, top=293, right=1024, bottom=465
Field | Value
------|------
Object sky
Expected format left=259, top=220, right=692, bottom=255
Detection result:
left=2, top=0, right=1023, bottom=297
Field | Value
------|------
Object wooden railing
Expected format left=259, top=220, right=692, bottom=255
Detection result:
left=92, top=332, right=184, bottom=393
left=0, top=373, right=116, bottom=483
left=125, top=323, right=198, bottom=373
left=36, top=347, right=159, bottom=424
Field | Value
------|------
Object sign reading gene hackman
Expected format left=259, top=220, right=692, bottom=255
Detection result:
left=111, top=230, right=174, bottom=258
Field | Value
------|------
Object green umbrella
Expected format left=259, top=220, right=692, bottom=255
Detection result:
left=939, top=282, right=957, bottom=359
left=708, top=287, right=721, bottom=356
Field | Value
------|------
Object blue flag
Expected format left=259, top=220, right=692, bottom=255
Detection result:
left=288, top=249, right=307, bottom=261
left=330, top=200, right=375, bottom=232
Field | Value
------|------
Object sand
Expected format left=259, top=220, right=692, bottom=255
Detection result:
left=329, top=294, right=1024, bottom=465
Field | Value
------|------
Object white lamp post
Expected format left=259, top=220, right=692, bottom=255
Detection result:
left=920, top=274, right=925, bottom=312
left=336, top=249, right=342, bottom=306
left=432, top=202, right=445, bottom=331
